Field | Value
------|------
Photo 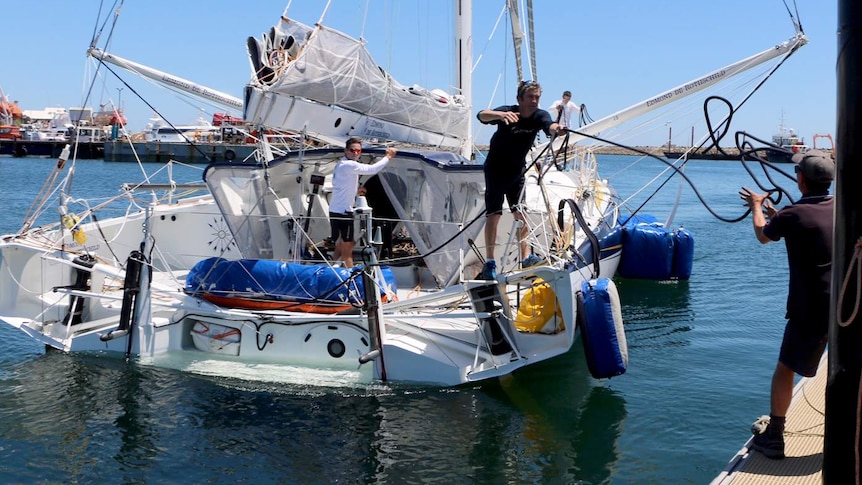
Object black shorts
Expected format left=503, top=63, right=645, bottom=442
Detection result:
left=778, top=318, right=828, bottom=377
left=329, top=212, right=354, bottom=243
left=484, top=170, right=525, bottom=215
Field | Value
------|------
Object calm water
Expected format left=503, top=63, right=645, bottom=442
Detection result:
left=0, top=154, right=796, bottom=484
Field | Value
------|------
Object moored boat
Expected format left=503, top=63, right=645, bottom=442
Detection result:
left=768, top=117, right=808, bottom=163
left=0, top=1, right=807, bottom=387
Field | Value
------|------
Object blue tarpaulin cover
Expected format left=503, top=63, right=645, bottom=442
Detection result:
left=185, top=257, right=396, bottom=305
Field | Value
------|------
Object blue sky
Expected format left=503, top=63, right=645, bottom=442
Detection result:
left=1, top=1, right=837, bottom=147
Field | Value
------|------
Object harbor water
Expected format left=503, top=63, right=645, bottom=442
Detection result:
left=0, top=153, right=796, bottom=484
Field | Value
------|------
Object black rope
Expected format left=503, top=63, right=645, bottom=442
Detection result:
left=562, top=102, right=801, bottom=226
left=558, top=198, right=601, bottom=278
left=90, top=212, right=123, bottom=267
left=579, top=104, right=594, bottom=126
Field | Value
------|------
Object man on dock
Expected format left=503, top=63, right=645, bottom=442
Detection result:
left=738, top=149, right=835, bottom=459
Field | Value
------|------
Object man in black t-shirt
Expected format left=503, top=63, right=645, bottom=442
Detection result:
left=739, top=149, right=835, bottom=459
left=476, top=80, right=564, bottom=279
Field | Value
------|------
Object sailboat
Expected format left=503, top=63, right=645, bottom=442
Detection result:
left=0, top=2, right=806, bottom=386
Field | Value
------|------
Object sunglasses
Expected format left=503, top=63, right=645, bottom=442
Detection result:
left=517, top=80, right=540, bottom=97
left=794, top=165, right=800, bottom=173
left=347, top=148, right=362, bottom=154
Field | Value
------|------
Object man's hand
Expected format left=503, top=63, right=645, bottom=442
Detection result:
left=739, top=187, right=767, bottom=209
left=740, top=187, right=774, bottom=244
left=385, top=146, right=398, bottom=158
left=498, top=111, right=520, bottom=125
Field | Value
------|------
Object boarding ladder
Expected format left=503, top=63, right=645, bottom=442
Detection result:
left=465, top=280, right=522, bottom=362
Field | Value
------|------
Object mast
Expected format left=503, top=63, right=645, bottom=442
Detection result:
left=506, top=0, right=524, bottom=82
left=455, top=0, right=473, bottom=158
left=824, top=0, right=862, bottom=481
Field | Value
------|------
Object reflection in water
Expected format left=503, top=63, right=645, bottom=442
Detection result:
left=615, top=278, right=695, bottom=348
left=0, top=351, right=156, bottom=482
left=1, top=343, right=626, bottom=483
left=485, top=349, right=628, bottom=484
left=112, top=358, right=157, bottom=477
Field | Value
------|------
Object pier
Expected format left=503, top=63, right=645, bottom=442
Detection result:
left=0, top=139, right=104, bottom=159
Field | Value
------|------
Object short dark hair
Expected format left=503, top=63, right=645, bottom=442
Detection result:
left=345, top=137, right=362, bottom=148
left=517, top=80, right=541, bottom=99
left=563, top=91, right=572, bottom=97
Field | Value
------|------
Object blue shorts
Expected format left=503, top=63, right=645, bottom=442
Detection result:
left=329, top=212, right=354, bottom=243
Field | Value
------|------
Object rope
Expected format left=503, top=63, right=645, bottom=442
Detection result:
left=563, top=94, right=807, bottom=226
left=838, top=238, right=862, bottom=327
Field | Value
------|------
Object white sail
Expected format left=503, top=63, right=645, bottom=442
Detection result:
left=243, top=17, right=470, bottom=148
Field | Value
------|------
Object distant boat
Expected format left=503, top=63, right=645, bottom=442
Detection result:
left=104, top=114, right=282, bottom=163
left=0, top=124, right=21, bottom=141
left=768, top=116, right=808, bottom=163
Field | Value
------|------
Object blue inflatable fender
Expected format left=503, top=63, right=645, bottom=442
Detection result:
left=671, top=227, right=694, bottom=280
left=619, top=223, right=674, bottom=280
left=577, top=278, right=628, bottom=379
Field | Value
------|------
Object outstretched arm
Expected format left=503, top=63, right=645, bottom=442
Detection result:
left=739, top=187, right=774, bottom=244
left=478, top=109, right=519, bottom=125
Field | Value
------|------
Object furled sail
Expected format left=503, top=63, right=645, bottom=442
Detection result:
left=243, top=17, right=470, bottom=148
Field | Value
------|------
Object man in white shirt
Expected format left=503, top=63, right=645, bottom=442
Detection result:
left=548, top=90, right=581, bottom=129
left=329, top=138, right=397, bottom=267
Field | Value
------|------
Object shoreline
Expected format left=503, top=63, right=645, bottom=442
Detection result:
left=475, top=144, right=742, bottom=158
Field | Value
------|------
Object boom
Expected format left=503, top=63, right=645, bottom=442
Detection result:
left=87, top=47, right=243, bottom=111
left=532, top=32, right=808, bottom=155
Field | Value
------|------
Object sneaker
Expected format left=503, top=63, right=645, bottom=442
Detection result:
left=478, top=260, right=497, bottom=280
left=522, top=254, right=543, bottom=268
left=750, top=428, right=785, bottom=459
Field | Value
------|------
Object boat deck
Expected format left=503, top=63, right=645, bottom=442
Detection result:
left=711, top=355, right=826, bottom=484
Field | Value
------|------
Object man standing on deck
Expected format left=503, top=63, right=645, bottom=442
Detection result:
left=548, top=90, right=581, bottom=129
left=476, top=80, right=565, bottom=279
left=329, top=138, right=397, bottom=268
left=739, top=149, right=835, bottom=460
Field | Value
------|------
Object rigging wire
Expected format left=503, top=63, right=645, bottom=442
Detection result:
left=781, top=0, right=804, bottom=33
left=580, top=16, right=809, bottom=226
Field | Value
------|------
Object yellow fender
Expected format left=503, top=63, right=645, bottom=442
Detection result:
left=515, top=278, right=564, bottom=333
left=61, top=214, right=87, bottom=244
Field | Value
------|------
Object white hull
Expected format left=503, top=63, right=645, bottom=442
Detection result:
left=0, top=238, right=619, bottom=387
left=0, top=148, right=622, bottom=387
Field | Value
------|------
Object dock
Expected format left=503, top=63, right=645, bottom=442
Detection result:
left=0, top=140, right=104, bottom=159
left=711, top=355, right=826, bottom=484
left=103, top=140, right=257, bottom=163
